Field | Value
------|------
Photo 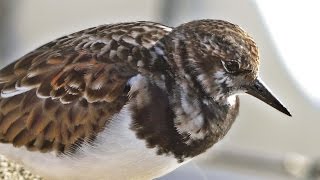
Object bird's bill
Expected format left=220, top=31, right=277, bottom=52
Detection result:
left=245, top=78, right=291, bottom=116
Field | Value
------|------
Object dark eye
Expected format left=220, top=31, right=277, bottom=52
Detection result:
left=221, top=60, right=240, bottom=73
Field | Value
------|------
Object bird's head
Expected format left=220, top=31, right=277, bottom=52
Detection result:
left=167, top=19, right=291, bottom=116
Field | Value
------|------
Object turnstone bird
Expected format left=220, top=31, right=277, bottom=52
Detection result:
left=0, top=20, right=291, bottom=180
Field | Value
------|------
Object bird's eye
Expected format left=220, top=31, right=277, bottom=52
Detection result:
left=221, top=60, right=240, bottom=73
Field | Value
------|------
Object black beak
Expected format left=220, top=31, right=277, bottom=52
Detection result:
left=245, top=78, right=291, bottom=116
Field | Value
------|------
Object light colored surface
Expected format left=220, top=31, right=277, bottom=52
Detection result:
left=257, top=1, right=320, bottom=105
left=0, top=0, right=319, bottom=179
left=0, top=155, right=42, bottom=180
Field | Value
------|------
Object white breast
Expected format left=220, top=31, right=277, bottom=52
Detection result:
left=0, top=105, right=186, bottom=180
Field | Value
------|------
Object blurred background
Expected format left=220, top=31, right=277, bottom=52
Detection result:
left=0, top=0, right=319, bottom=179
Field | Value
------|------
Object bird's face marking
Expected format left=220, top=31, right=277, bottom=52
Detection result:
left=172, top=20, right=260, bottom=102
left=210, top=35, right=260, bottom=101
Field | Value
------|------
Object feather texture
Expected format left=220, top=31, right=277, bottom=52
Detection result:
left=0, top=21, right=172, bottom=153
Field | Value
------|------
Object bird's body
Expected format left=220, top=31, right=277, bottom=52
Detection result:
left=0, top=20, right=290, bottom=180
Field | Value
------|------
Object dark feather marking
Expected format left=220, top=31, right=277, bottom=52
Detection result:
left=129, top=81, right=238, bottom=162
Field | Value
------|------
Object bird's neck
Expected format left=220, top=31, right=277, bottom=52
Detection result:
left=149, top=38, right=238, bottom=144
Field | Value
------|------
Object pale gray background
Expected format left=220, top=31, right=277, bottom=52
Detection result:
left=0, top=0, right=319, bottom=179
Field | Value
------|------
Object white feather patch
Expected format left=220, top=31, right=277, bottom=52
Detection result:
left=1, top=87, right=31, bottom=98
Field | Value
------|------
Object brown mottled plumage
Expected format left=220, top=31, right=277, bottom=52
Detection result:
left=0, top=22, right=170, bottom=153
left=0, top=20, right=290, bottom=180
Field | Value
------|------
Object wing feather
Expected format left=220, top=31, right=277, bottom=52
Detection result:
left=0, top=21, right=172, bottom=153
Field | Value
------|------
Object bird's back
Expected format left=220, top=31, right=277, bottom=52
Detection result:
left=0, top=21, right=172, bottom=153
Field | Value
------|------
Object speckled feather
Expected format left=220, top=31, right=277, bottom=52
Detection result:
left=0, top=21, right=173, bottom=153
